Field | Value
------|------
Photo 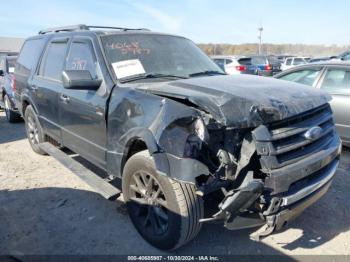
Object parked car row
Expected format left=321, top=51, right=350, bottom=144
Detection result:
left=212, top=55, right=281, bottom=76
left=212, top=51, right=350, bottom=76
left=0, top=24, right=344, bottom=250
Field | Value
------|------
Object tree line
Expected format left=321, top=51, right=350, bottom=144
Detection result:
left=198, top=43, right=350, bottom=57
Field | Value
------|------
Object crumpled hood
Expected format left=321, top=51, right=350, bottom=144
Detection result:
left=135, top=75, right=331, bottom=128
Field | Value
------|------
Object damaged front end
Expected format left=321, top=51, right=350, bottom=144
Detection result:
left=189, top=103, right=341, bottom=239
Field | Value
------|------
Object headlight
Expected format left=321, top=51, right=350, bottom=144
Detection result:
left=193, top=118, right=208, bottom=141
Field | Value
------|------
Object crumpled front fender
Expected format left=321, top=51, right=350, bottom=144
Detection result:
left=152, top=152, right=210, bottom=184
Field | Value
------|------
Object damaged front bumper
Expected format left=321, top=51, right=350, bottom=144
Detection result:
left=199, top=104, right=342, bottom=239
left=199, top=157, right=339, bottom=239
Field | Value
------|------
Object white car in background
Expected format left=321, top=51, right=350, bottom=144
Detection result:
left=211, top=55, right=245, bottom=75
left=281, top=57, right=308, bottom=71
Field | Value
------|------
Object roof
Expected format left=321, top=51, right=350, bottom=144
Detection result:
left=0, top=37, right=24, bottom=53
left=307, top=60, right=350, bottom=66
left=24, top=25, right=185, bottom=43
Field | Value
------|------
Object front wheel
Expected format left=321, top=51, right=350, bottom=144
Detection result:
left=122, top=151, right=204, bottom=250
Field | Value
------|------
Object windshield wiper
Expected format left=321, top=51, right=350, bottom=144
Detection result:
left=189, top=70, right=227, bottom=77
left=120, top=73, right=188, bottom=83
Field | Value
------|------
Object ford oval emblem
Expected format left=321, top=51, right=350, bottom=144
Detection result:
left=304, top=126, right=323, bottom=140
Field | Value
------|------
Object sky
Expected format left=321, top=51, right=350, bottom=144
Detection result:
left=0, top=0, right=349, bottom=45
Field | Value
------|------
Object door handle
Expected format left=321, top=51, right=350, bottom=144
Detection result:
left=60, top=94, right=70, bottom=103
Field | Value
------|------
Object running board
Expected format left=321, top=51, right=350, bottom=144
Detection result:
left=39, top=142, right=121, bottom=200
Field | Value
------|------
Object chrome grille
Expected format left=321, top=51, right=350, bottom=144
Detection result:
left=253, top=103, right=341, bottom=195
left=254, top=104, right=336, bottom=170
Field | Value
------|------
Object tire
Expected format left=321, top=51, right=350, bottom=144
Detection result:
left=24, top=105, right=46, bottom=155
left=122, top=150, right=203, bottom=250
left=4, top=94, right=21, bottom=123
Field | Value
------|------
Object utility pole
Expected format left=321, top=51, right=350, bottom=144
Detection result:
left=258, top=26, right=263, bottom=55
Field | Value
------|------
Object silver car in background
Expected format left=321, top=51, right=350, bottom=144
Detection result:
left=275, top=61, right=350, bottom=146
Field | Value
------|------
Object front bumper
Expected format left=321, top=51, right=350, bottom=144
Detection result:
left=251, top=159, right=339, bottom=240
left=201, top=148, right=340, bottom=240
left=273, top=179, right=333, bottom=231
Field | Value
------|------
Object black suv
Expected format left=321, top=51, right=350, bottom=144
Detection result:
left=0, top=55, right=21, bottom=122
left=15, top=25, right=341, bottom=250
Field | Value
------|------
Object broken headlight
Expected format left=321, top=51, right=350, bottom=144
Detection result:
left=184, top=118, right=209, bottom=158
left=193, top=118, right=209, bottom=141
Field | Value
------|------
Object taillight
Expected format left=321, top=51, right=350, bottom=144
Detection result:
left=264, top=65, right=272, bottom=70
left=236, top=65, right=246, bottom=71
left=11, top=74, right=16, bottom=92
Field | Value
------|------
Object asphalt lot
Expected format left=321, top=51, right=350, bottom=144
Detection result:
left=0, top=110, right=350, bottom=257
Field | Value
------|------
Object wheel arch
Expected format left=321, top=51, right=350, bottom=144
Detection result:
left=119, top=128, right=170, bottom=178
left=21, top=95, right=38, bottom=116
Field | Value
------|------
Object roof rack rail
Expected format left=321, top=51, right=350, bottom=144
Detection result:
left=39, top=24, right=89, bottom=34
left=38, top=24, right=150, bottom=35
left=87, top=25, right=150, bottom=31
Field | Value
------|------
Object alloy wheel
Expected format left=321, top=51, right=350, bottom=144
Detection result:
left=128, top=171, right=169, bottom=235
left=4, top=97, right=10, bottom=120
left=27, top=115, right=39, bottom=145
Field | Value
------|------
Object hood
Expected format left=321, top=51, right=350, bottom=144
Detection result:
left=135, top=75, right=331, bottom=128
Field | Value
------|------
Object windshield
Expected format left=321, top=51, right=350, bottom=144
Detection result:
left=101, top=33, right=222, bottom=81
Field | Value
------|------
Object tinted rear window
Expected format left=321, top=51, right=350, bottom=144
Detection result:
left=252, top=56, right=267, bottom=65
left=16, top=38, right=46, bottom=75
left=267, top=56, right=279, bottom=64
left=238, top=58, right=252, bottom=65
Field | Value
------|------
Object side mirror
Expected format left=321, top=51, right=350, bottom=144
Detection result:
left=0, top=69, right=4, bottom=76
left=62, top=70, right=102, bottom=90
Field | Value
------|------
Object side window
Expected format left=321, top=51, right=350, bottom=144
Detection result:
left=279, top=69, right=322, bottom=86
left=225, top=59, right=233, bottom=65
left=320, top=69, right=350, bottom=94
left=293, top=58, right=306, bottom=65
left=39, top=41, right=68, bottom=81
left=7, top=58, right=16, bottom=73
left=66, top=40, right=97, bottom=79
left=0, top=58, right=4, bottom=71
left=342, top=53, right=350, bottom=61
left=16, top=38, right=46, bottom=75
left=213, top=59, right=225, bottom=70
left=285, top=58, right=292, bottom=66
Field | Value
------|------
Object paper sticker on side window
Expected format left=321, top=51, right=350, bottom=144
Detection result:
left=112, top=59, right=145, bottom=79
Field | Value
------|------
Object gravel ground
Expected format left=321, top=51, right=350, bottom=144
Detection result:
left=0, top=110, right=349, bottom=257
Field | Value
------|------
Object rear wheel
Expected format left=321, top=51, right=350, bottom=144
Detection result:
left=24, top=105, right=46, bottom=155
left=122, top=150, right=203, bottom=250
left=4, top=95, right=20, bottom=123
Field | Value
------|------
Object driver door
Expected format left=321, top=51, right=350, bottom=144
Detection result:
left=59, top=37, right=108, bottom=169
